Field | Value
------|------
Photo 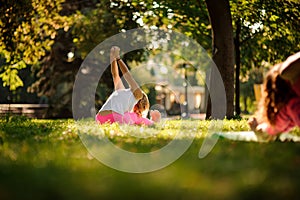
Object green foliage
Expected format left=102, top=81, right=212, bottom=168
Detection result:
left=0, top=0, right=70, bottom=90
left=71, top=1, right=120, bottom=58
left=140, top=0, right=211, bottom=50
left=138, top=0, right=300, bottom=79
left=231, top=0, right=300, bottom=76
left=2, top=0, right=300, bottom=120
left=0, top=67, right=24, bottom=90
left=28, top=0, right=146, bottom=117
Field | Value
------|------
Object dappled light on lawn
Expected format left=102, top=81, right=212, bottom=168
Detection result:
left=0, top=117, right=300, bottom=199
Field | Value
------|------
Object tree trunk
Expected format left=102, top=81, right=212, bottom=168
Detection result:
left=234, top=18, right=241, bottom=116
left=205, top=0, right=235, bottom=119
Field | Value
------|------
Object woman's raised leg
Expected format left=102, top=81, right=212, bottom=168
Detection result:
left=110, top=46, right=125, bottom=90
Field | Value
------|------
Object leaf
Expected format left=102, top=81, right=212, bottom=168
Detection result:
left=0, top=68, right=24, bottom=90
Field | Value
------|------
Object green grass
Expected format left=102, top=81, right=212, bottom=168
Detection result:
left=0, top=116, right=300, bottom=200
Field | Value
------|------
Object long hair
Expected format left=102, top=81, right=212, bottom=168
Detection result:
left=133, top=92, right=150, bottom=117
left=257, top=64, right=296, bottom=125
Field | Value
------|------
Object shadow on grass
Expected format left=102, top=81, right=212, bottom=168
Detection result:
left=0, top=140, right=300, bottom=200
left=0, top=117, right=300, bottom=199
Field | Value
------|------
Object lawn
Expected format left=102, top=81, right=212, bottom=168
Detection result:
left=0, top=116, right=300, bottom=200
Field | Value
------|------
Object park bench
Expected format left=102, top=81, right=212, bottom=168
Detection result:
left=0, top=104, right=48, bottom=119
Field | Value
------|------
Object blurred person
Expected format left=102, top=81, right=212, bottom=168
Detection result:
left=249, top=52, right=300, bottom=139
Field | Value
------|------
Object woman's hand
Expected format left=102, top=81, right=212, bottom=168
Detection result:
left=150, top=110, right=161, bottom=122
left=248, top=117, right=276, bottom=142
left=248, top=117, right=259, bottom=131
left=248, top=117, right=269, bottom=132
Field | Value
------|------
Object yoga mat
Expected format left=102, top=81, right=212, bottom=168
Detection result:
left=213, top=131, right=300, bottom=142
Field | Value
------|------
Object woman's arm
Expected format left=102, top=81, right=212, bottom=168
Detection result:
left=265, top=98, right=300, bottom=135
left=287, top=98, right=300, bottom=126
left=249, top=97, right=300, bottom=137
left=248, top=117, right=277, bottom=141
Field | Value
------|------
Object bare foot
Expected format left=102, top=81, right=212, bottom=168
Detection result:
left=110, top=46, right=120, bottom=62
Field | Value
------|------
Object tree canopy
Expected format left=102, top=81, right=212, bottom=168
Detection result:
left=0, top=0, right=70, bottom=90
left=231, top=0, right=300, bottom=76
left=1, top=0, right=300, bottom=117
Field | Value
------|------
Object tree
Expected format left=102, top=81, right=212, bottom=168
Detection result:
left=231, top=0, right=300, bottom=115
left=28, top=29, right=82, bottom=117
left=136, top=0, right=235, bottom=118
left=29, top=0, right=144, bottom=117
left=3, top=0, right=299, bottom=118
left=205, top=0, right=235, bottom=119
left=0, top=0, right=69, bottom=90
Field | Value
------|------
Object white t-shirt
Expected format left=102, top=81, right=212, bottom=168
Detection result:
left=99, top=89, right=138, bottom=115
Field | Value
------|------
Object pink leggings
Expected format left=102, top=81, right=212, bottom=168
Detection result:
left=95, top=112, right=153, bottom=125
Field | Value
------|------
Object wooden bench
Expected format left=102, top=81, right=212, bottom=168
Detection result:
left=0, top=104, right=49, bottom=119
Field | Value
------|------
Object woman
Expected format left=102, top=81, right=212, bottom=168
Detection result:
left=96, top=46, right=161, bottom=125
left=249, top=62, right=300, bottom=137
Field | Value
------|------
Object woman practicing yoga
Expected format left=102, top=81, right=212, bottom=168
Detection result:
left=249, top=52, right=300, bottom=136
left=96, top=46, right=161, bottom=125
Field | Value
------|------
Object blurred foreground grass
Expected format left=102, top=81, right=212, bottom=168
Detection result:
left=0, top=116, right=300, bottom=200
